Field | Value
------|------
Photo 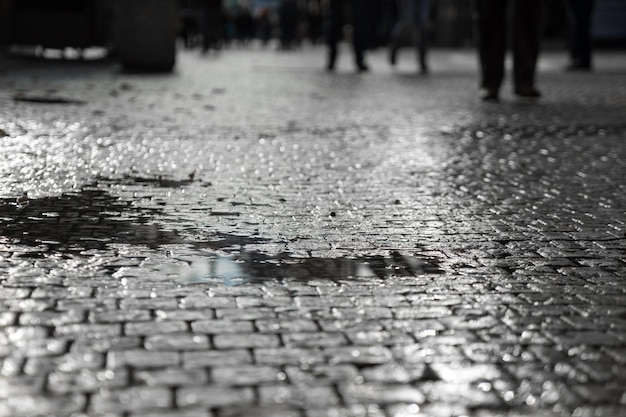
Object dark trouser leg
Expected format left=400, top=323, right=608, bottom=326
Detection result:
left=473, top=0, right=508, bottom=90
left=568, top=0, right=595, bottom=67
left=415, top=0, right=431, bottom=71
left=351, top=0, right=372, bottom=68
left=512, top=0, right=543, bottom=89
left=326, top=0, right=344, bottom=69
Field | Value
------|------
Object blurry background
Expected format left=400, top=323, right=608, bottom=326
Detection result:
left=0, top=0, right=625, bottom=69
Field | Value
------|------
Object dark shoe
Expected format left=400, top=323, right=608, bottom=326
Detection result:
left=356, top=62, right=369, bottom=72
left=480, top=88, right=499, bottom=102
left=565, top=62, right=592, bottom=72
left=514, top=86, right=541, bottom=99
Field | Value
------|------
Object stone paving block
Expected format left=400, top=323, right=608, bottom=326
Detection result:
left=0, top=393, right=86, bottom=417
left=236, top=295, right=295, bottom=308
left=48, top=368, right=129, bottom=393
left=130, top=409, right=212, bottom=417
left=0, top=287, right=31, bottom=299
left=56, top=298, right=118, bottom=311
left=418, top=381, right=503, bottom=408
left=90, top=387, right=174, bottom=414
left=176, top=386, right=254, bottom=408
left=55, top=323, right=122, bottom=338
left=346, top=330, right=414, bottom=346
left=285, top=364, right=360, bottom=386
left=283, top=332, right=349, bottom=348
left=255, top=319, right=319, bottom=333
left=145, top=334, right=210, bottom=351
left=183, top=350, right=252, bottom=368
left=211, top=365, right=286, bottom=385
left=191, top=319, right=254, bottom=334
left=181, top=296, right=237, bottom=309
left=120, top=298, right=180, bottom=310
left=71, top=336, right=143, bottom=354
left=0, top=312, right=15, bottom=327
left=393, top=306, right=452, bottom=320
left=255, top=348, right=325, bottom=366
left=360, top=363, right=426, bottom=384
left=213, top=333, right=280, bottom=349
left=259, top=385, right=340, bottom=407
left=305, top=406, right=385, bottom=417
left=134, top=368, right=208, bottom=387
left=215, top=406, right=300, bottom=417
left=156, top=309, right=215, bottom=321
left=108, top=350, right=180, bottom=369
left=325, top=346, right=393, bottom=365
left=31, top=285, right=93, bottom=299
left=0, top=375, right=45, bottom=397
left=19, top=309, right=85, bottom=326
left=215, top=307, right=278, bottom=321
left=125, top=321, right=189, bottom=336
left=339, top=383, right=426, bottom=405
left=90, top=309, right=152, bottom=323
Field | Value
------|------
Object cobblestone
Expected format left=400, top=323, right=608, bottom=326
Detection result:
left=0, top=45, right=625, bottom=417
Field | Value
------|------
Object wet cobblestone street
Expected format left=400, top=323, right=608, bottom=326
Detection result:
left=0, top=46, right=625, bottom=417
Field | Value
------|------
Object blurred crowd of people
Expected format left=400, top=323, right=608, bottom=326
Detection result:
left=178, top=0, right=600, bottom=101
left=178, top=0, right=327, bottom=52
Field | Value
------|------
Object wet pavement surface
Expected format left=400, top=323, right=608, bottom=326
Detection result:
left=0, top=46, right=625, bottom=417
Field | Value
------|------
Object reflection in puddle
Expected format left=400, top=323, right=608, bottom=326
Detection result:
left=177, top=251, right=443, bottom=286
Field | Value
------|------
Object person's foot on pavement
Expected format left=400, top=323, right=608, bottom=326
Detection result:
left=480, top=88, right=499, bottom=102
left=356, top=61, right=369, bottom=72
left=514, top=86, right=541, bottom=99
left=565, top=61, right=592, bottom=72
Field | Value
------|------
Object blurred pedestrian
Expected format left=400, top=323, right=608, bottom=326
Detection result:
left=566, top=0, right=596, bottom=71
left=473, top=0, right=543, bottom=101
left=326, top=0, right=374, bottom=72
left=388, top=0, right=431, bottom=73
left=199, top=0, right=224, bottom=52
left=279, top=0, right=299, bottom=49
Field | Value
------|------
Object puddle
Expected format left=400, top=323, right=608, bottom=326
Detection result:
left=0, top=186, right=183, bottom=257
left=175, top=251, right=443, bottom=286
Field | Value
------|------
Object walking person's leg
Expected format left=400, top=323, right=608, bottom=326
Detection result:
left=389, top=0, right=410, bottom=65
left=567, top=0, right=595, bottom=70
left=512, top=0, right=543, bottom=97
left=414, top=0, right=431, bottom=73
left=351, top=0, right=372, bottom=71
left=326, top=0, right=343, bottom=70
left=473, top=0, right=508, bottom=100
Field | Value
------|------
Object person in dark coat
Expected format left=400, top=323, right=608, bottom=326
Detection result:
left=326, top=0, right=374, bottom=72
left=473, top=0, right=544, bottom=101
left=566, top=0, right=596, bottom=71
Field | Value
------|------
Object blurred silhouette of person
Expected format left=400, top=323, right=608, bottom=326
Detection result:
left=308, top=2, right=323, bottom=44
left=388, top=0, right=431, bottom=73
left=566, top=0, right=596, bottom=71
left=473, top=0, right=543, bottom=101
left=279, top=0, right=299, bottom=49
left=326, top=0, right=374, bottom=72
left=199, top=0, right=224, bottom=52
left=235, top=3, right=255, bottom=45
left=256, top=7, right=273, bottom=46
